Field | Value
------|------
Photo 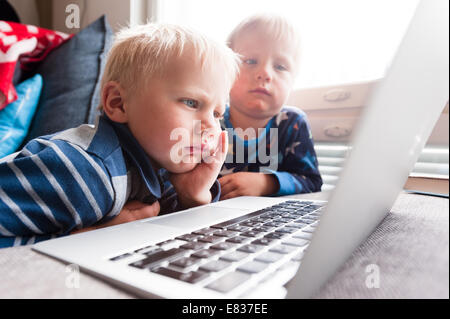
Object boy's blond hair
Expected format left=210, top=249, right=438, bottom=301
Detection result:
left=227, top=14, right=301, bottom=74
left=99, top=23, right=241, bottom=110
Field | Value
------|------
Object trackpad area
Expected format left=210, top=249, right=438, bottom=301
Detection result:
left=143, top=206, right=250, bottom=231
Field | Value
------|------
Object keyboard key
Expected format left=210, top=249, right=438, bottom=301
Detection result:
left=275, top=227, right=297, bottom=234
left=237, top=261, right=269, bottom=274
left=238, top=244, right=264, bottom=254
left=285, top=222, right=308, bottom=229
left=273, top=208, right=292, bottom=213
left=255, top=251, right=285, bottom=263
left=306, top=204, right=323, bottom=211
left=226, top=225, right=250, bottom=232
left=296, top=201, right=313, bottom=205
left=134, top=245, right=161, bottom=254
left=301, top=207, right=317, bottom=213
left=251, top=238, right=276, bottom=246
left=109, top=253, right=133, bottom=261
left=170, top=257, right=202, bottom=268
left=176, top=234, right=203, bottom=242
left=240, top=221, right=262, bottom=227
left=226, top=236, right=251, bottom=244
left=152, top=267, right=208, bottom=284
left=292, top=251, right=305, bottom=262
left=141, top=247, right=164, bottom=256
left=198, top=235, right=225, bottom=244
left=282, top=238, right=309, bottom=247
left=252, top=226, right=275, bottom=232
left=264, top=232, right=288, bottom=240
left=220, top=250, right=249, bottom=262
left=298, top=219, right=314, bottom=225
left=179, top=242, right=208, bottom=251
left=278, top=218, right=294, bottom=223
left=158, top=239, right=185, bottom=250
left=301, top=227, right=316, bottom=233
left=269, top=244, right=297, bottom=254
left=199, top=260, right=232, bottom=272
left=291, top=212, right=307, bottom=218
left=280, top=214, right=298, bottom=220
left=263, top=213, right=282, bottom=219
left=129, top=248, right=186, bottom=269
left=210, top=242, right=238, bottom=251
left=263, top=221, right=285, bottom=228
left=192, top=228, right=216, bottom=235
left=241, top=230, right=262, bottom=238
left=212, top=230, right=239, bottom=238
left=210, top=210, right=267, bottom=229
left=191, top=249, right=220, bottom=259
left=293, top=232, right=313, bottom=240
left=206, top=271, right=251, bottom=293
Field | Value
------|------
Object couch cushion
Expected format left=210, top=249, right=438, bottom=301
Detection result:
left=0, top=74, right=43, bottom=158
left=21, top=15, right=113, bottom=145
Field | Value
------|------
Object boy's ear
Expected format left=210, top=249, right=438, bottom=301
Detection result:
left=102, top=81, right=128, bottom=123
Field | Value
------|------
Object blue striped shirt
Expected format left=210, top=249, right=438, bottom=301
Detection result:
left=0, top=115, right=220, bottom=248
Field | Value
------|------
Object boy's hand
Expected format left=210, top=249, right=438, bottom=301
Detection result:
left=218, top=172, right=279, bottom=200
left=169, top=131, right=228, bottom=209
left=71, top=200, right=160, bottom=234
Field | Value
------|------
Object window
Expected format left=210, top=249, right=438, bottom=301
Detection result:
left=155, top=0, right=420, bottom=89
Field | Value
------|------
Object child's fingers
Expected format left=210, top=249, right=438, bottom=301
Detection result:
left=215, top=130, right=228, bottom=163
left=221, top=130, right=228, bottom=157
left=122, top=200, right=147, bottom=211
left=221, top=190, right=241, bottom=201
left=220, top=182, right=237, bottom=199
left=203, top=131, right=228, bottom=165
left=218, top=174, right=233, bottom=187
left=131, top=200, right=161, bottom=219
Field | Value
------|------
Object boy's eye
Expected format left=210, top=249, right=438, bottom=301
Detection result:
left=244, top=58, right=257, bottom=65
left=214, top=111, right=224, bottom=119
left=275, top=64, right=288, bottom=71
left=181, top=99, right=199, bottom=108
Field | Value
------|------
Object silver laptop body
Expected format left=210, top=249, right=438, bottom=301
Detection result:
left=33, top=0, right=449, bottom=299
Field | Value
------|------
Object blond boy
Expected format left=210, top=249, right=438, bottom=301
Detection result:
left=0, top=23, right=240, bottom=247
left=219, top=14, right=322, bottom=199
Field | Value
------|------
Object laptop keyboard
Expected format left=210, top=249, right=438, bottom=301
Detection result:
left=108, top=200, right=325, bottom=295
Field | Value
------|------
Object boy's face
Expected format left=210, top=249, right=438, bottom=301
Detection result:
left=123, top=50, right=229, bottom=173
left=229, top=27, right=297, bottom=120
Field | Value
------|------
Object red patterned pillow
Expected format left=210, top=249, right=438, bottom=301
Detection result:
left=0, top=21, right=73, bottom=109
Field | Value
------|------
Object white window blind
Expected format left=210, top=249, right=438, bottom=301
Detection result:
left=315, top=143, right=449, bottom=191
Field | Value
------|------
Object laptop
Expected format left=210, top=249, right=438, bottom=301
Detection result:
left=32, top=0, right=449, bottom=299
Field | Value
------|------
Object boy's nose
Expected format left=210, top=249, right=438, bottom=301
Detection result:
left=197, top=114, right=220, bottom=132
left=256, top=65, right=272, bottom=82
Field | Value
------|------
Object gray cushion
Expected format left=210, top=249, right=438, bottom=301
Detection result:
left=22, top=15, right=113, bottom=145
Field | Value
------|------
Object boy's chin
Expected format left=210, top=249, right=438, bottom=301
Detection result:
left=241, top=104, right=280, bottom=120
left=166, top=158, right=200, bottom=174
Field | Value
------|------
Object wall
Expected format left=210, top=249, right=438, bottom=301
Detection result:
left=52, top=0, right=150, bottom=33
left=8, top=0, right=40, bottom=26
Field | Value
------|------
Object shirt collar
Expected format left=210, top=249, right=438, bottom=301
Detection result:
left=101, top=115, right=162, bottom=200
